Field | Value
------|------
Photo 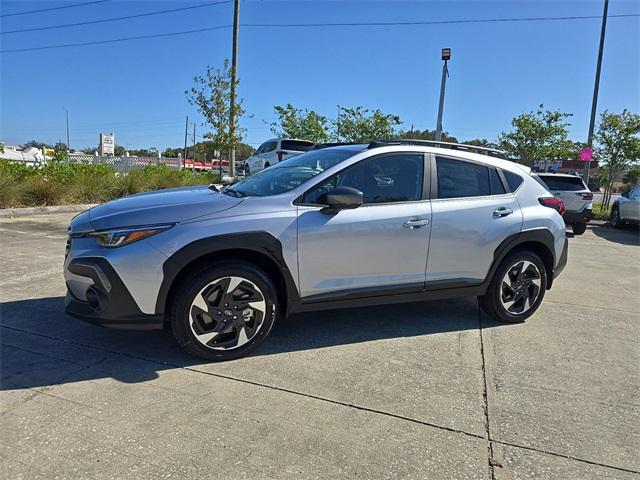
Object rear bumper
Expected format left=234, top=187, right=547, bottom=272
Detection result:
left=552, top=236, right=569, bottom=281
left=65, top=257, right=164, bottom=330
left=563, top=208, right=592, bottom=225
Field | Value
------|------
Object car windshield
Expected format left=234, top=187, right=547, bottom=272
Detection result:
left=229, top=148, right=359, bottom=197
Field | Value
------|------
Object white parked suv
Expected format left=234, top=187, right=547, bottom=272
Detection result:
left=534, top=173, right=593, bottom=235
left=243, top=138, right=314, bottom=175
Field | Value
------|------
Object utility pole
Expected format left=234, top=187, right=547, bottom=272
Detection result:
left=435, top=48, right=451, bottom=143
left=228, top=0, right=240, bottom=178
left=192, top=122, right=196, bottom=161
left=183, top=115, right=189, bottom=161
left=63, top=107, right=71, bottom=151
left=583, top=0, right=609, bottom=184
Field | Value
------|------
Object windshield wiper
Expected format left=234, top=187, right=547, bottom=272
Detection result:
left=222, top=187, right=248, bottom=198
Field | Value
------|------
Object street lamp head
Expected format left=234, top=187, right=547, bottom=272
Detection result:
left=441, top=48, right=451, bottom=61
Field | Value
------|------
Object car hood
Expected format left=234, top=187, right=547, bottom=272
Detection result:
left=88, top=186, right=243, bottom=230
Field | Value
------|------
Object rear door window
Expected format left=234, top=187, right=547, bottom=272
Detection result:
left=436, top=157, right=491, bottom=199
left=538, top=175, right=587, bottom=191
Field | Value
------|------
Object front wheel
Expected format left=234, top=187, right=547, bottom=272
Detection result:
left=610, top=206, right=622, bottom=229
left=572, top=223, right=587, bottom=235
left=479, top=251, right=547, bottom=323
left=170, top=260, right=278, bottom=361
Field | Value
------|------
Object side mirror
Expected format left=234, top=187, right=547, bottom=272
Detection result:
left=621, top=191, right=630, bottom=198
left=319, top=187, right=363, bottom=214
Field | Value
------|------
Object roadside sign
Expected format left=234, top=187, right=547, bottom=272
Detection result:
left=100, top=133, right=115, bottom=155
left=579, top=147, right=593, bottom=162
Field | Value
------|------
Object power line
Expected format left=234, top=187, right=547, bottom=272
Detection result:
left=1, top=1, right=232, bottom=35
left=1, top=25, right=231, bottom=53
left=2, top=13, right=638, bottom=54
left=242, top=13, right=639, bottom=27
left=0, top=0, right=110, bottom=18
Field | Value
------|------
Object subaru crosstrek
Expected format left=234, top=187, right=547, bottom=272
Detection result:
left=64, top=141, right=568, bottom=361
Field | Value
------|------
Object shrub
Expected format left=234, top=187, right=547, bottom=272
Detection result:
left=0, top=170, right=22, bottom=207
left=0, top=160, right=38, bottom=181
left=22, top=176, right=69, bottom=206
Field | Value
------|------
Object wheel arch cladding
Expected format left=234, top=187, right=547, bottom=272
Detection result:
left=156, top=232, right=298, bottom=317
left=487, top=230, right=557, bottom=290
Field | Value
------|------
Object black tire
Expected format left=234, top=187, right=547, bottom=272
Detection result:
left=610, top=206, right=622, bottom=229
left=478, top=250, right=547, bottom=324
left=572, top=223, right=587, bottom=235
left=170, top=260, right=278, bottom=361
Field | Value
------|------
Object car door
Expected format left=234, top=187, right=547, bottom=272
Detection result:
left=296, top=152, right=431, bottom=299
left=426, top=156, right=523, bottom=286
left=620, top=186, right=640, bottom=221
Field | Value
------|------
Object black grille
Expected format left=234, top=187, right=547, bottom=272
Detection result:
left=65, top=229, right=72, bottom=258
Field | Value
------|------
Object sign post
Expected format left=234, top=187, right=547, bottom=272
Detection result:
left=100, top=133, right=115, bottom=156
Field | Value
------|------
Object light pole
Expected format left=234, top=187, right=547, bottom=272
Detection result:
left=583, top=0, right=609, bottom=184
left=63, top=107, right=71, bottom=151
left=435, top=48, right=451, bottom=143
left=228, top=0, right=240, bottom=178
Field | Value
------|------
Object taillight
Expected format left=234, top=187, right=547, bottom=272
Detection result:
left=277, top=151, right=285, bottom=162
left=581, top=192, right=593, bottom=200
left=539, top=197, right=566, bottom=215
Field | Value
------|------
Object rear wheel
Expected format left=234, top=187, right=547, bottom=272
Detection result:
left=479, top=251, right=547, bottom=323
left=611, top=206, right=622, bottom=229
left=170, top=260, right=278, bottom=361
left=572, top=223, right=587, bottom=235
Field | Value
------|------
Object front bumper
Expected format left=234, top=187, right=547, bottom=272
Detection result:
left=65, top=257, right=164, bottom=330
left=563, top=208, right=592, bottom=225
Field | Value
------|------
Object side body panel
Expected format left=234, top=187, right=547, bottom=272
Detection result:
left=297, top=202, right=432, bottom=298
left=427, top=195, right=523, bottom=283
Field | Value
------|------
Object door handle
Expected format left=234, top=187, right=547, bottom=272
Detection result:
left=493, top=207, right=513, bottom=218
left=403, top=218, right=429, bottom=229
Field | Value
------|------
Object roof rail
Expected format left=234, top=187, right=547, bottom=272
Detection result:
left=312, top=142, right=361, bottom=150
left=368, top=139, right=508, bottom=159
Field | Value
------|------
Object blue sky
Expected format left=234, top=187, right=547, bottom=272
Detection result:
left=1, top=0, right=638, bottom=151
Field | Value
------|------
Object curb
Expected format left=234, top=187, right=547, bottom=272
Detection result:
left=0, top=204, right=97, bottom=218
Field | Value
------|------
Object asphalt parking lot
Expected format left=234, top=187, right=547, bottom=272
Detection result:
left=1, top=212, right=638, bottom=479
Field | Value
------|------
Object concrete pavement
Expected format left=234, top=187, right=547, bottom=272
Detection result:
left=1, top=213, right=638, bottom=479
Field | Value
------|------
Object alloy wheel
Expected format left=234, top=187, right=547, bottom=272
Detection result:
left=189, top=276, right=266, bottom=350
left=500, top=261, right=542, bottom=315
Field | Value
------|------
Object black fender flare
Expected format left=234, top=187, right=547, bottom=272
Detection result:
left=485, top=229, right=557, bottom=290
left=155, top=231, right=299, bottom=315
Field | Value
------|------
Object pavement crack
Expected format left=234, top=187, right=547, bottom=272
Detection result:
left=491, top=439, right=640, bottom=476
left=478, top=306, right=497, bottom=480
left=5, top=324, right=639, bottom=476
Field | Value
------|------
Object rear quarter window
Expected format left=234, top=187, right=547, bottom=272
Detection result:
left=538, top=175, right=587, bottom=191
left=504, top=171, right=524, bottom=192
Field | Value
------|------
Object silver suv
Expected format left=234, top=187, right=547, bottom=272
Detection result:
left=64, top=141, right=568, bottom=361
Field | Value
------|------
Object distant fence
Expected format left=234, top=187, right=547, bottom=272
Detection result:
left=66, top=154, right=182, bottom=172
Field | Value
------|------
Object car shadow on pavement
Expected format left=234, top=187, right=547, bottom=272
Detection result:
left=590, top=224, right=640, bottom=246
left=1, top=296, right=505, bottom=391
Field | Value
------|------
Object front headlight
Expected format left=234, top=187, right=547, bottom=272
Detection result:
left=88, top=225, right=173, bottom=248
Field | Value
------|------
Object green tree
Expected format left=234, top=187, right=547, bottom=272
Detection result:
left=464, top=138, right=498, bottom=148
left=499, top=105, right=575, bottom=166
left=53, top=142, right=68, bottom=152
left=270, top=104, right=330, bottom=143
left=186, top=59, right=245, bottom=161
left=334, top=106, right=401, bottom=143
left=623, top=167, right=640, bottom=187
left=22, top=140, right=51, bottom=150
left=595, top=109, right=640, bottom=211
left=398, top=129, right=459, bottom=143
